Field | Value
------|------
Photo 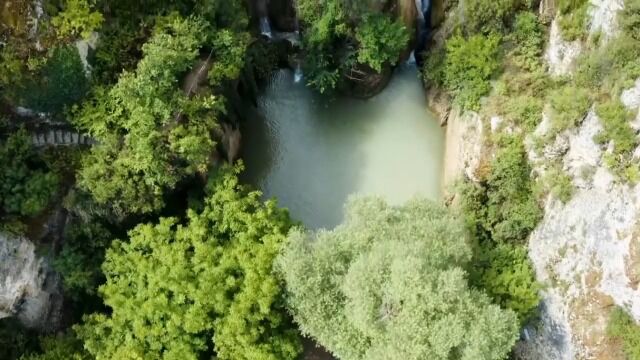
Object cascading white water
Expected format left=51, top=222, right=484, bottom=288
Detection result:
left=293, top=64, right=303, bottom=83
left=260, top=16, right=272, bottom=38
left=292, top=0, right=303, bottom=82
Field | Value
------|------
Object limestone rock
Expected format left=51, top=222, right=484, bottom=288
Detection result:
left=0, top=233, right=63, bottom=331
left=442, top=109, right=484, bottom=187
left=545, top=19, right=583, bottom=76
left=588, top=0, right=624, bottom=40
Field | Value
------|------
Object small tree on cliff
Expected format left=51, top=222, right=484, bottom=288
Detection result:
left=277, top=197, right=520, bottom=360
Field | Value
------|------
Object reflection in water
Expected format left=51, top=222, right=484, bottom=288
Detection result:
left=241, top=64, right=444, bottom=230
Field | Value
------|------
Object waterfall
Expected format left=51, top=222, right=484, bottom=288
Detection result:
left=406, top=51, right=417, bottom=65
left=414, top=0, right=431, bottom=66
left=260, top=16, right=272, bottom=38
left=294, top=64, right=303, bottom=83
left=292, top=0, right=303, bottom=83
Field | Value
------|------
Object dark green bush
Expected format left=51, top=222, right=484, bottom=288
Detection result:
left=509, top=12, right=545, bottom=71
left=0, top=318, right=39, bottom=360
left=425, top=33, right=502, bottom=111
left=486, top=135, right=543, bottom=243
left=0, top=130, right=58, bottom=217
left=470, top=242, right=540, bottom=324
left=355, top=14, right=409, bottom=72
left=16, top=45, right=89, bottom=113
left=458, top=136, right=542, bottom=324
left=53, top=219, right=112, bottom=299
left=622, top=0, right=640, bottom=40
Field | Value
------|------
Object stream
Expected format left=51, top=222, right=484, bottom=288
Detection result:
left=242, top=63, right=445, bottom=230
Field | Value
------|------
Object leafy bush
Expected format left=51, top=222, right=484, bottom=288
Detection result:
left=594, top=100, right=638, bottom=181
left=486, top=135, right=542, bottom=243
left=53, top=220, right=112, bottom=299
left=51, top=0, right=103, bottom=39
left=470, top=242, right=540, bottom=324
left=622, top=0, right=640, bottom=40
left=277, top=197, right=519, bottom=360
left=608, top=307, right=640, bottom=359
left=458, top=136, right=542, bottom=324
left=575, top=34, right=640, bottom=94
left=0, top=130, right=58, bottom=217
left=504, top=95, right=544, bottom=133
left=548, top=85, right=591, bottom=135
left=75, top=16, right=218, bottom=215
left=459, top=136, right=542, bottom=245
left=208, top=29, right=250, bottom=85
left=557, top=0, right=589, bottom=41
left=540, top=164, right=575, bottom=202
left=355, top=14, right=409, bottom=72
left=460, top=0, right=527, bottom=34
left=509, top=12, right=545, bottom=71
left=425, top=33, right=502, bottom=111
left=20, top=332, right=90, bottom=360
left=297, top=0, right=408, bottom=92
left=16, top=45, right=89, bottom=113
left=595, top=100, right=637, bottom=157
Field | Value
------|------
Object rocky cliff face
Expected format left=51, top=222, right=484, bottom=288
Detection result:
left=520, top=1, right=639, bottom=358
left=433, top=0, right=640, bottom=358
left=0, top=233, right=63, bottom=332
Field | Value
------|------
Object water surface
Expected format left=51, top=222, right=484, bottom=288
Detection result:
left=242, top=65, right=444, bottom=229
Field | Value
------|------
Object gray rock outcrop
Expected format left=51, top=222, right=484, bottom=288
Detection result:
left=0, top=233, right=63, bottom=331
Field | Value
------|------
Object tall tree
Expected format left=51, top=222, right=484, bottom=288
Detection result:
left=277, top=197, right=519, bottom=360
left=76, top=167, right=302, bottom=360
left=74, top=15, right=220, bottom=215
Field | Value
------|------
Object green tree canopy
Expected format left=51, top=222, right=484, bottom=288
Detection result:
left=277, top=197, right=519, bottom=360
left=51, top=0, right=104, bottom=39
left=76, top=167, right=301, bottom=360
left=74, top=15, right=221, bottom=215
left=298, top=0, right=409, bottom=93
left=0, top=129, right=58, bottom=218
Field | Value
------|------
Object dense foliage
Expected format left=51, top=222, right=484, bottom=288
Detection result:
left=0, top=130, right=58, bottom=219
left=298, top=0, right=409, bottom=93
left=278, top=197, right=520, bottom=360
left=53, top=219, right=112, bottom=299
left=14, top=45, right=89, bottom=114
left=20, top=333, right=90, bottom=360
left=51, top=0, right=104, bottom=39
left=459, top=135, right=541, bottom=323
left=76, top=168, right=301, bottom=360
left=425, top=33, right=501, bottom=110
left=557, top=0, right=589, bottom=41
left=74, top=16, right=219, bottom=215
